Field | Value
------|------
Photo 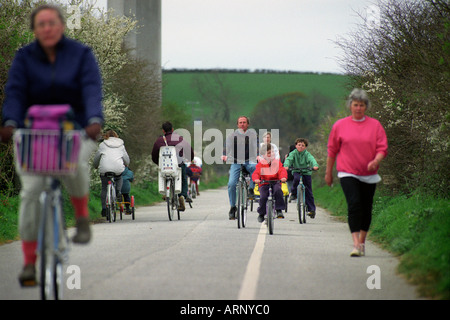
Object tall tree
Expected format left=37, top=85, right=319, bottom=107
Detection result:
left=335, top=0, right=449, bottom=196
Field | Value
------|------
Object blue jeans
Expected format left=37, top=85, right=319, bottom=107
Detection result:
left=227, top=163, right=256, bottom=207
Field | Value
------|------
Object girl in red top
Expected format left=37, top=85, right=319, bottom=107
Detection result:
left=325, top=89, right=388, bottom=257
left=253, top=143, right=288, bottom=221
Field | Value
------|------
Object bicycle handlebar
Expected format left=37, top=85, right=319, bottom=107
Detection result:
left=285, top=166, right=318, bottom=172
left=259, top=179, right=283, bottom=184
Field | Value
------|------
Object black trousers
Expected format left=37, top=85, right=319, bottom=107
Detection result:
left=340, top=177, right=377, bottom=233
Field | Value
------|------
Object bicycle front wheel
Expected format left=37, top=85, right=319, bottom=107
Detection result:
left=167, top=179, right=174, bottom=221
left=298, top=185, right=307, bottom=224
left=267, top=199, right=274, bottom=235
left=240, top=185, right=248, bottom=228
left=39, top=193, right=63, bottom=300
left=297, top=185, right=303, bottom=224
left=39, top=192, right=51, bottom=299
left=236, top=182, right=242, bottom=228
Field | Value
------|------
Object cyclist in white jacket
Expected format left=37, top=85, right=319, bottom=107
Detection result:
left=93, top=130, right=130, bottom=217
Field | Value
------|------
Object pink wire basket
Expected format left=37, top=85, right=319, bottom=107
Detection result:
left=13, top=129, right=82, bottom=175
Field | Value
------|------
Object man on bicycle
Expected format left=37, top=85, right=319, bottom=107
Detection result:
left=151, top=121, right=194, bottom=211
left=221, top=116, right=258, bottom=220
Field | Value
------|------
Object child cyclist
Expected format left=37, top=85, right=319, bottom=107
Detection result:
left=252, top=143, right=288, bottom=222
left=121, top=166, right=134, bottom=214
left=188, top=159, right=202, bottom=195
left=283, top=138, right=319, bottom=218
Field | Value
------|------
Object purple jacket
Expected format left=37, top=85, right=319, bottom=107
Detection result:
left=2, top=36, right=103, bottom=128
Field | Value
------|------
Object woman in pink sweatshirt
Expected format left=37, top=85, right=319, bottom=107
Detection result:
left=325, top=89, right=388, bottom=257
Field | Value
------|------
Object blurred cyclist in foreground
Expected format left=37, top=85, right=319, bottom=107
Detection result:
left=1, top=4, right=103, bottom=286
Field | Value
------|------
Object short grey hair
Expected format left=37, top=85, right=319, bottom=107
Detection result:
left=346, top=88, right=371, bottom=109
left=30, top=4, right=66, bottom=30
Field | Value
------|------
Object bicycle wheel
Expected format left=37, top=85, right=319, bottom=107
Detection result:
left=106, top=184, right=114, bottom=223
left=53, top=195, right=66, bottom=300
left=39, top=192, right=62, bottom=300
left=267, top=199, right=274, bottom=235
left=167, top=179, right=174, bottom=221
left=297, top=185, right=303, bottom=224
left=105, top=184, right=111, bottom=222
left=112, top=201, right=117, bottom=222
left=190, top=183, right=196, bottom=199
left=236, top=182, right=242, bottom=228
left=298, top=185, right=307, bottom=224
left=53, top=258, right=64, bottom=300
left=111, top=186, right=117, bottom=222
left=39, top=192, right=51, bottom=299
left=240, top=185, right=248, bottom=228
left=301, top=185, right=307, bottom=224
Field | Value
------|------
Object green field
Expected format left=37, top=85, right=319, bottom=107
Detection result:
left=162, top=71, right=350, bottom=120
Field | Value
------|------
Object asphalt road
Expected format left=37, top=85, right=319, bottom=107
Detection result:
left=0, top=187, right=421, bottom=301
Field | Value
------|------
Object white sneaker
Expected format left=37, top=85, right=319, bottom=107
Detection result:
left=350, top=246, right=361, bottom=257
left=360, top=243, right=365, bottom=256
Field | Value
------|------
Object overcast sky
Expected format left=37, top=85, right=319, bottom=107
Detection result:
left=94, top=0, right=376, bottom=74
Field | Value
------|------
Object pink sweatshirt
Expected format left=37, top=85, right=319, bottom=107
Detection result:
left=327, top=116, right=388, bottom=176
